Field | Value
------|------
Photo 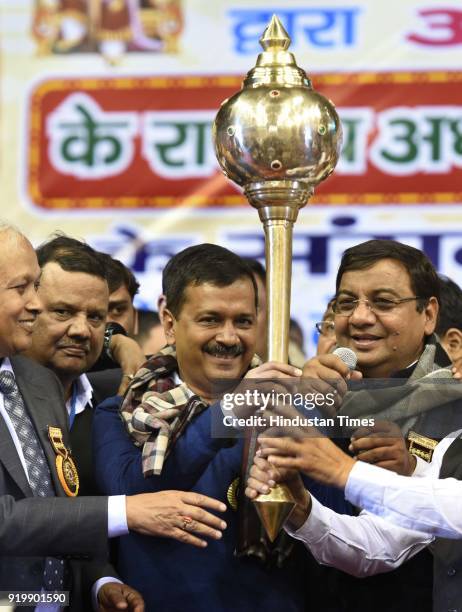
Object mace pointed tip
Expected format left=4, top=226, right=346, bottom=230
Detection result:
left=259, top=14, right=291, bottom=51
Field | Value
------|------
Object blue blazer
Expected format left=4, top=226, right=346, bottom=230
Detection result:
left=94, top=396, right=352, bottom=612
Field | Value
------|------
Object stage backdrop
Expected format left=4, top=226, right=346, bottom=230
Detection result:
left=2, top=0, right=462, bottom=355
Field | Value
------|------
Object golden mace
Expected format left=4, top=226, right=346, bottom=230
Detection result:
left=213, top=15, right=342, bottom=540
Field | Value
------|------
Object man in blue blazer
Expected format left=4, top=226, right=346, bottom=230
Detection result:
left=94, top=243, right=352, bottom=612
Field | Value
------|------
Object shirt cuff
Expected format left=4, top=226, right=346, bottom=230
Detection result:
left=92, top=577, right=123, bottom=611
left=345, top=461, right=386, bottom=511
left=284, top=495, right=330, bottom=545
left=108, top=495, right=129, bottom=538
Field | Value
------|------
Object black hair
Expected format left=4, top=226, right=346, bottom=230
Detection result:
left=336, top=239, right=440, bottom=312
left=289, top=317, right=304, bottom=346
left=243, top=258, right=266, bottom=285
left=97, top=252, right=140, bottom=299
left=162, top=243, right=258, bottom=317
left=36, top=234, right=106, bottom=280
left=435, top=275, right=462, bottom=336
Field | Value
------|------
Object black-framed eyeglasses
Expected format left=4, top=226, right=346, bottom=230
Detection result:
left=332, top=296, right=421, bottom=316
left=315, top=320, right=335, bottom=336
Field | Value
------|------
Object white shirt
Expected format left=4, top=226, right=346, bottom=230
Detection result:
left=345, top=430, right=462, bottom=539
left=285, top=430, right=462, bottom=576
left=0, top=360, right=127, bottom=609
left=65, top=373, right=93, bottom=419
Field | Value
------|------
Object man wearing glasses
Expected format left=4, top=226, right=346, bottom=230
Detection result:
left=299, top=239, right=462, bottom=612
left=307, top=239, right=459, bottom=437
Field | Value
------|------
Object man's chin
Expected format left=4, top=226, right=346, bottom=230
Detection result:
left=354, top=351, right=389, bottom=375
left=210, top=363, right=241, bottom=378
left=205, top=356, right=247, bottom=378
left=54, top=361, right=87, bottom=378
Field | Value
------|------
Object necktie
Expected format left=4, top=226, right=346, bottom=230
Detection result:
left=0, top=371, right=67, bottom=592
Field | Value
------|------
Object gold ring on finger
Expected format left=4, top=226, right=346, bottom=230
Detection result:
left=182, top=516, right=193, bottom=530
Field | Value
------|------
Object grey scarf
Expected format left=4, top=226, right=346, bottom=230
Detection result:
left=338, top=339, right=461, bottom=436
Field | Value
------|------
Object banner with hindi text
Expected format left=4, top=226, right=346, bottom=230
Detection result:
left=2, top=0, right=462, bottom=355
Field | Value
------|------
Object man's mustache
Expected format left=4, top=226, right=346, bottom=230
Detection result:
left=203, top=342, right=245, bottom=357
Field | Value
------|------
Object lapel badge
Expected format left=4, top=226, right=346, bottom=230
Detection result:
left=227, top=477, right=239, bottom=511
left=407, top=430, right=438, bottom=463
left=48, top=426, right=79, bottom=497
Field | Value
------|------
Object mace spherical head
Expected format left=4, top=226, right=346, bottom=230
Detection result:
left=213, top=15, right=342, bottom=192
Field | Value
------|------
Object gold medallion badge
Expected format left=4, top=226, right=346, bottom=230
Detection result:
left=48, top=426, right=79, bottom=497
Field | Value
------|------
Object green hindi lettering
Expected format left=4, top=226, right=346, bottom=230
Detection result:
left=153, top=120, right=210, bottom=167
left=380, top=118, right=418, bottom=164
left=450, top=119, right=462, bottom=156
left=421, top=117, right=445, bottom=162
left=60, top=104, right=124, bottom=167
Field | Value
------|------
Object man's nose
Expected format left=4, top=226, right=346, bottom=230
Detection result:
left=68, top=316, right=91, bottom=338
left=349, top=300, right=376, bottom=325
left=216, top=322, right=239, bottom=345
left=26, top=288, right=43, bottom=315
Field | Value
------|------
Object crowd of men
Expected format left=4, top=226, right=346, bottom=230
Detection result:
left=1, top=222, right=462, bottom=612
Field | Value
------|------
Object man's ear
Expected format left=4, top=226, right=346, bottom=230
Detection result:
left=157, top=294, right=167, bottom=324
left=441, top=328, right=462, bottom=362
left=423, top=296, right=439, bottom=335
left=163, top=308, right=176, bottom=345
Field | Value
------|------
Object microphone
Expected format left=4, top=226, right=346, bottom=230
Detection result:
left=333, top=347, right=357, bottom=371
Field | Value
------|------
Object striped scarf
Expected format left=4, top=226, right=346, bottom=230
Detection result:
left=120, top=345, right=261, bottom=477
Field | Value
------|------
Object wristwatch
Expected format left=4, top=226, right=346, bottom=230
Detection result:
left=103, top=321, right=127, bottom=360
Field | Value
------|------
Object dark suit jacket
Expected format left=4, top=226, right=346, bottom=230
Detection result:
left=432, top=436, right=462, bottom=612
left=0, top=355, right=110, bottom=610
left=71, top=369, right=122, bottom=496
left=88, top=369, right=122, bottom=405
